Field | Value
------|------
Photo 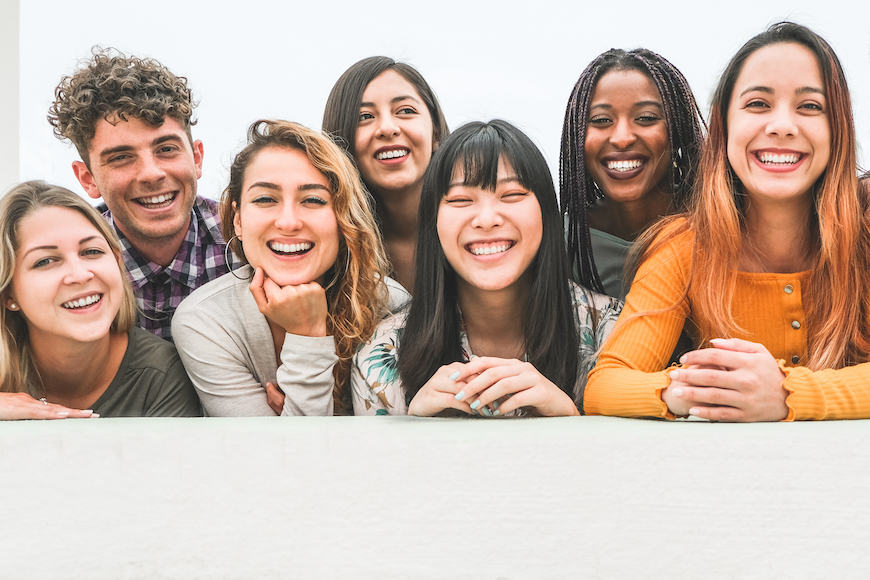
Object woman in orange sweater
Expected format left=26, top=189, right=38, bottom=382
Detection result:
left=585, top=21, right=870, bottom=421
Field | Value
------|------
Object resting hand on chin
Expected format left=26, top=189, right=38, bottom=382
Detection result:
left=662, top=338, right=788, bottom=422
left=249, top=267, right=328, bottom=337
left=0, top=392, right=98, bottom=420
left=453, top=356, right=580, bottom=417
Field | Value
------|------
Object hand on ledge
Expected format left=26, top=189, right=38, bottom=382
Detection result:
left=663, top=338, right=788, bottom=422
left=0, top=392, right=98, bottom=420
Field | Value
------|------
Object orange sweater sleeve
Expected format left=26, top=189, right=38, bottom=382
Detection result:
left=782, top=363, right=870, bottom=420
left=584, top=227, right=693, bottom=418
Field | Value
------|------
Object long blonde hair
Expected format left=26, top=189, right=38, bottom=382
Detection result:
left=0, top=181, right=137, bottom=394
left=629, top=22, right=870, bottom=369
left=220, top=120, right=391, bottom=412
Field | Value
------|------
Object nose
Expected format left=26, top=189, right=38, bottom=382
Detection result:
left=608, top=118, right=637, bottom=149
left=765, top=105, right=797, bottom=137
left=63, top=258, right=96, bottom=285
left=275, top=202, right=303, bottom=231
left=138, top=152, right=167, bottom=183
left=470, top=197, right=504, bottom=230
left=375, top=115, right=400, bottom=139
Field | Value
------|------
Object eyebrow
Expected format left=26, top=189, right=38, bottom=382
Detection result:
left=360, top=95, right=422, bottom=108
left=738, top=85, right=825, bottom=97
left=22, top=235, right=102, bottom=259
left=97, top=133, right=185, bottom=159
left=589, top=100, right=663, bottom=110
left=246, top=182, right=332, bottom=194
left=448, top=176, right=522, bottom=188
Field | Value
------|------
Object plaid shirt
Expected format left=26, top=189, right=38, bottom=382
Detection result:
left=105, top=197, right=236, bottom=342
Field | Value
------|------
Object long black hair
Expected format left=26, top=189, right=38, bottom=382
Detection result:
left=560, top=48, right=706, bottom=293
left=398, top=120, right=579, bottom=403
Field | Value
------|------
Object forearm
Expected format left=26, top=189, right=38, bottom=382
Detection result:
left=278, top=334, right=338, bottom=416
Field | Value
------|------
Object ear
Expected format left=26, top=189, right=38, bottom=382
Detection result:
left=192, top=140, right=204, bottom=180
left=232, top=201, right=242, bottom=237
left=72, top=161, right=103, bottom=200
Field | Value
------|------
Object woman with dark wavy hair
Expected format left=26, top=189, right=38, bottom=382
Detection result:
left=172, top=120, right=408, bottom=416
left=352, top=120, right=621, bottom=417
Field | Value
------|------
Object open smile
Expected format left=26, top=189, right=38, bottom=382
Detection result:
left=466, top=240, right=515, bottom=257
left=268, top=241, right=313, bottom=256
left=135, top=192, right=177, bottom=209
left=61, top=293, right=103, bottom=310
left=375, top=147, right=410, bottom=163
left=752, top=150, right=807, bottom=172
left=601, top=157, right=648, bottom=179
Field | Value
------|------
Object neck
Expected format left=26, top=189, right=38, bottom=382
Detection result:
left=458, top=278, right=529, bottom=359
left=740, top=195, right=815, bottom=273
left=588, top=187, right=672, bottom=241
left=29, top=330, right=127, bottom=407
left=375, top=183, right=421, bottom=240
left=117, top=216, right=190, bottom=267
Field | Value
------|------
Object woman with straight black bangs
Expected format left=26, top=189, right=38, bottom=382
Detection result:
left=352, top=120, right=621, bottom=417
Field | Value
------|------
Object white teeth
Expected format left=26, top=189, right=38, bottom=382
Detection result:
left=62, top=294, right=101, bottom=309
left=469, top=243, right=511, bottom=256
left=606, top=159, right=643, bottom=172
left=139, top=193, right=174, bottom=205
left=758, top=152, right=800, bottom=165
left=375, top=149, right=409, bottom=160
left=269, top=241, right=313, bottom=254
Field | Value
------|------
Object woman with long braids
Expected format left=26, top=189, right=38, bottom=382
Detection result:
left=561, top=48, right=706, bottom=299
left=585, top=22, right=870, bottom=421
left=172, top=120, right=408, bottom=416
left=323, top=56, right=449, bottom=292
left=352, top=120, right=621, bottom=417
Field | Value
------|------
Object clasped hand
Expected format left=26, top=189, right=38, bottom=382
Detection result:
left=249, top=267, right=328, bottom=337
left=662, top=338, right=788, bottom=422
left=408, top=356, right=579, bottom=417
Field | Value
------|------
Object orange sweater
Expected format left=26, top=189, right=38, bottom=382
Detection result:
left=584, top=225, right=870, bottom=420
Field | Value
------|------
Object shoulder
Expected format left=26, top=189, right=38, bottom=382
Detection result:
left=176, top=266, right=251, bottom=314
left=384, top=276, right=411, bottom=312
left=636, top=217, right=695, bottom=275
left=192, top=196, right=225, bottom=240
left=172, top=267, right=255, bottom=339
left=356, top=310, right=408, bottom=363
left=123, top=327, right=186, bottom=375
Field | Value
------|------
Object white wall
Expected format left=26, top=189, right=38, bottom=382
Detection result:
left=1, top=0, right=19, bottom=193
left=17, top=0, right=870, bottom=200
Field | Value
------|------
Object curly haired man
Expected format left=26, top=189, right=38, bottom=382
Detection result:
left=49, top=49, right=235, bottom=341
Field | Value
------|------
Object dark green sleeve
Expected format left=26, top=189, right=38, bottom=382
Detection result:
left=144, top=351, right=203, bottom=417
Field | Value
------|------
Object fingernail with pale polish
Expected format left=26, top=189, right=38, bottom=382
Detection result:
left=493, top=409, right=501, bottom=416
left=448, top=371, right=460, bottom=381
left=689, top=408, right=701, bottom=417
left=671, top=387, right=683, bottom=396
left=480, top=407, right=493, bottom=417
left=470, top=400, right=481, bottom=410
left=670, top=370, right=681, bottom=380
left=90, top=413, right=100, bottom=418
left=454, top=390, right=466, bottom=400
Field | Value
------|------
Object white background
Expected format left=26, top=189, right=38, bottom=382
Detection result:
left=14, top=0, right=870, bottom=200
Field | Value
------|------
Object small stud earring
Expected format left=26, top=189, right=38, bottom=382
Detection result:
left=8, top=302, right=19, bottom=311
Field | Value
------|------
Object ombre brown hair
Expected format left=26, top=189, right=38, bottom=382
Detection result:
left=0, top=181, right=137, bottom=395
left=219, top=120, right=391, bottom=411
left=628, top=21, right=870, bottom=369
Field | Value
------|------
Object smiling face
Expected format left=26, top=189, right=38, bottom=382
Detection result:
left=233, top=146, right=340, bottom=287
left=726, top=42, right=831, bottom=204
left=8, top=206, right=124, bottom=346
left=437, top=157, right=543, bottom=294
left=584, top=69, right=671, bottom=204
left=353, top=69, right=435, bottom=197
left=72, top=116, right=203, bottom=248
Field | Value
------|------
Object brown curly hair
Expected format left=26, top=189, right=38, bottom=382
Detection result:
left=221, top=120, right=392, bottom=414
left=48, top=48, right=196, bottom=166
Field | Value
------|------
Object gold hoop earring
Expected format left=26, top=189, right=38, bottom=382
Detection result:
left=225, top=236, right=249, bottom=280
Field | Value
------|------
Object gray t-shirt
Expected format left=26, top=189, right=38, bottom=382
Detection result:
left=91, top=327, right=202, bottom=417
left=590, top=228, right=634, bottom=300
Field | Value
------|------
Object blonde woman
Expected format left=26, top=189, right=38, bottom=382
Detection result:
left=0, top=181, right=200, bottom=419
left=172, top=120, right=407, bottom=416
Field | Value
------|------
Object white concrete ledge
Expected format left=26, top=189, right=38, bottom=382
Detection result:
left=1, top=416, right=868, bottom=578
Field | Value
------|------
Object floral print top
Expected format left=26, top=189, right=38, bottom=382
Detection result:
left=351, top=283, right=623, bottom=416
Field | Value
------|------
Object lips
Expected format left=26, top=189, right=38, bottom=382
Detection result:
left=268, top=240, right=313, bottom=256
left=600, top=155, right=648, bottom=180
left=466, top=240, right=515, bottom=256
left=751, top=149, right=807, bottom=172
left=135, top=192, right=177, bottom=209
left=375, top=147, right=410, bottom=161
left=61, top=293, right=102, bottom=310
